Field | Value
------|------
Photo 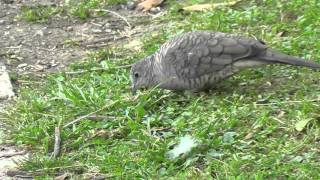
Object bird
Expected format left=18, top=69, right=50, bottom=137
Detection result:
left=130, top=31, right=320, bottom=94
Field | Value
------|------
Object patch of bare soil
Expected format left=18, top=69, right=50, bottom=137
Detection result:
left=0, top=0, right=164, bottom=178
left=0, top=144, right=29, bottom=180
left=0, top=0, right=161, bottom=74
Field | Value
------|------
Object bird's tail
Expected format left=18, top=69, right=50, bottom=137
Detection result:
left=258, top=49, right=320, bottom=70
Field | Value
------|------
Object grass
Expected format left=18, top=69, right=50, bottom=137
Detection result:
left=20, top=5, right=63, bottom=23
left=19, top=0, right=128, bottom=21
left=3, top=0, right=320, bottom=179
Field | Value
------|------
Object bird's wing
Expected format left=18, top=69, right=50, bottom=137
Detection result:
left=161, top=32, right=267, bottom=79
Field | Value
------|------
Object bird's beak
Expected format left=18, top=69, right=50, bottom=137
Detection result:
left=131, top=85, right=137, bottom=95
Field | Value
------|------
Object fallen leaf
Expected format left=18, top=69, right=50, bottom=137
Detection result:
left=244, top=132, right=254, bottom=140
left=241, top=154, right=256, bottom=160
left=93, top=128, right=127, bottom=139
left=276, top=31, right=287, bottom=37
left=166, top=135, right=198, bottom=159
left=32, top=64, right=45, bottom=72
left=93, top=129, right=110, bottom=138
left=207, top=150, right=224, bottom=159
left=291, top=155, right=303, bottom=162
left=264, top=81, right=272, bottom=87
left=223, top=131, right=237, bottom=143
left=277, top=110, right=286, bottom=118
left=295, top=119, right=312, bottom=132
left=137, top=0, right=164, bottom=12
left=182, top=1, right=239, bottom=12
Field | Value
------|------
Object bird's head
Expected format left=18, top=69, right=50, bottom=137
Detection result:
left=130, top=55, right=156, bottom=95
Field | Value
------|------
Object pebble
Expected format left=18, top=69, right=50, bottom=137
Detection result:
left=103, top=23, right=110, bottom=28
left=150, top=7, right=161, bottom=14
left=127, top=1, right=136, bottom=10
left=91, top=28, right=102, bottom=33
left=0, top=20, right=5, bottom=25
left=34, top=29, right=44, bottom=37
left=32, top=64, right=45, bottom=72
left=17, top=63, right=28, bottom=69
left=105, top=29, right=112, bottom=33
left=66, top=26, right=73, bottom=31
left=50, top=60, right=59, bottom=67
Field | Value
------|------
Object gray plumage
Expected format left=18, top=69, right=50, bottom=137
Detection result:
left=130, top=31, right=320, bottom=94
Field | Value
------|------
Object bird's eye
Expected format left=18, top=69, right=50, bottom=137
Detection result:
left=134, top=72, right=139, bottom=78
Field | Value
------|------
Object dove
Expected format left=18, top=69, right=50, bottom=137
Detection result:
left=130, top=31, right=320, bottom=94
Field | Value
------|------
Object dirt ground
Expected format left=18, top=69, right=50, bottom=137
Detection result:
left=0, top=0, right=161, bottom=178
left=0, top=0, right=155, bottom=74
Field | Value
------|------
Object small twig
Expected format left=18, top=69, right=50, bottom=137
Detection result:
left=86, top=43, right=109, bottom=48
left=64, top=65, right=132, bottom=75
left=17, top=80, right=42, bottom=85
left=33, top=165, right=86, bottom=173
left=0, top=52, right=15, bottom=57
left=6, top=169, right=32, bottom=178
left=80, top=37, right=114, bottom=46
left=0, top=151, right=27, bottom=158
left=37, top=47, right=56, bottom=52
left=86, top=115, right=117, bottom=121
left=90, top=22, right=103, bottom=27
left=93, top=9, right=131, bottom=29
left=255, top=98, right=320, bottom=106
left=5, top=46, right=21, bottom=49
left=83, top=36, right=126, bottom=48
left=272, top=117, right=285, bottom=125
left=83, top=173, right=116, bottom=179
left=53, top=127, right=61, bottom=158
left=63, top=101, right=118, bottom=128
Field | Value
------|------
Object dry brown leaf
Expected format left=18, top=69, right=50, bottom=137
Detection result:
left=94, top=129, right=110, bottom=138
left=244, top=132, right=254, bottom=140
left=93, top=128, right=127, bottom=139
left=137, top=0, right=164, bottom=12
left=182, top=1, right=239, bottom=12
left=277, top=110, right=286, bottom=118
left=244, top=128, right=258, bottom=140
left=276, top=31, right=287, bottom=37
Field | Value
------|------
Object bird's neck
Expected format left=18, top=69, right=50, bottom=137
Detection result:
left=145, top=55, right=159, bottom=88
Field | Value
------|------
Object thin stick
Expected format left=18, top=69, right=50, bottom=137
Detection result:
left=86, top=43, right=109, bottom=48
left=34, top=165, right=86, bottom=172
left=4, top=46, right=21, bottom=49
left=80, top=37, right=114, bottom=46
left=255, top=98, right=320, bottom=106
left=63, top=101, right=117, bottom=128
left=72, top=36, right=126, bottom=48
left=64, top=65, right=132, bottom=75
left=53, top=126, right=61, bottom=158
left=0, top=52, right=15, bottom=57
left=94, top=9, right=131, bottom=29
left=86, top=115, right=117, bottom=121
left=0, top=151, right=27, bottom=158
left=6, top=169, right=31, bottom=178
